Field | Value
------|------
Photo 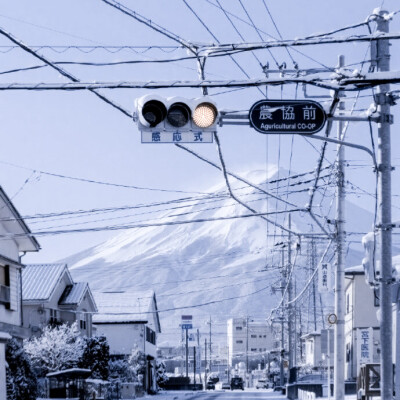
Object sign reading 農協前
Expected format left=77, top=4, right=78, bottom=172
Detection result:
left=249, top=99, right=326, bottom=135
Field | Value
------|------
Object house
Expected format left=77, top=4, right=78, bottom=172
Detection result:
left=0, top=186, right=40, bottom=400
left=344, top=265, right=380, bottom=381
left=22, top=263, right=97, bottom=337
left=92, top=290, right=161, bottom=393
left=227, top=317, right=278, bottom=367
left=301, top=329, right=334, bottom=368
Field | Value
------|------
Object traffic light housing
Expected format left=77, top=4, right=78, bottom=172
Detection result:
left=134, top=94, right=219, bottom=141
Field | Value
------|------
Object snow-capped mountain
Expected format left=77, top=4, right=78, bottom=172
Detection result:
left=65, top=166, right=372, bottom=346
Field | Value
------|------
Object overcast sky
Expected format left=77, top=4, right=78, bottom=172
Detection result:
left=0, top=0, right=399, bottom=263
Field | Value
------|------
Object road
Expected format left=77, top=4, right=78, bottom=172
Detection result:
left=182, top=389, right=286, bottom=400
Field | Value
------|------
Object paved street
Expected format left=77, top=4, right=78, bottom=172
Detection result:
left=161, top=389, right=286, bottom=400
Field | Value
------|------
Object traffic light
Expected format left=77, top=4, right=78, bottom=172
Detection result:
left=362, top=232, right=381, bottom=286
left=134, top=94, right=219, bottom=143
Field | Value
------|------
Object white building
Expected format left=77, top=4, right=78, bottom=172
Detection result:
left=22, top=263, right=97, bottom=338
left=344, top=265, right=380, bottom=380
left=227, top=318, right=277, bottom=367
left=92, top=290, right=161, bottom=393
left=0, top=186, right=40, bottom=399
left=302, top=329, right=334, bottom=368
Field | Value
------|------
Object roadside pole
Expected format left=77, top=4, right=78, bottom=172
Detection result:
left=204, top=338, right=208, bottom=385
left=185, top=328, right=189, bottom=378
left=375, top=10, right=394, bottom=400
left=288, top=215, right=295, bottom=371
left=334, top=54, right=346, bottom=400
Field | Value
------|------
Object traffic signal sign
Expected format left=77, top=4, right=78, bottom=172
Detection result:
left=134, top=94, right=219, bottom=134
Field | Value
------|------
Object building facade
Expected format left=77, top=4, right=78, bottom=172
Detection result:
left=22, top=263, right=97, bottom=338
left=92, top=290, right=161, bottom=393
left=0, top=187, right=40, bottom=400
left=344, top=266, right=380, bottom=380
left=227, top=318, right=277, bottom=367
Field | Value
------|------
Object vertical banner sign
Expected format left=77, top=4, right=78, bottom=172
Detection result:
left=318, top=263, right=332, bottom=293
left=357, top=328, right=373, bottom=372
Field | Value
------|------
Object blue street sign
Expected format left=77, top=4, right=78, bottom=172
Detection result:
left=249, top=99, right=326, bottom=135
left=181, top=324, right=193, bottom=330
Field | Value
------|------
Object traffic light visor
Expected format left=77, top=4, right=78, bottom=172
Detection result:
left=142, top=100, right=167, bottom=127
left=193, top=102, right=218, bottom=128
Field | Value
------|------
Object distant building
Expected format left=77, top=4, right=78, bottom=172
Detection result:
left=92, top=290, right=161, bottom=393
left=302, top=329, right=334, bottom=368
left=0, top=186, right=40, bottom=400
left=344, top=265, right=380, bottom=381
left=22, top=263, right=98, bottom=337
left=227, top=318, right=277, bottom=367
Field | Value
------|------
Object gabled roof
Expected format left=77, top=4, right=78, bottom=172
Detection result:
left=92, top=290, right=161, bottom=331
left=59, top=282, right=98, bottom=312
left=22, top=264, right=72, bottom=302
left=0, top=186, right=40, bottom=252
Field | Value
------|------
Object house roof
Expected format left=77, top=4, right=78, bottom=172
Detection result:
left=58, top=282, right=97, bottom=312
left=22, top=264, right=71, bottom=302
left=0, top=186, right=40, bottom=252
left=92, top=290, right=159, bottom=329
left=345, top=265, right=364, bottom=275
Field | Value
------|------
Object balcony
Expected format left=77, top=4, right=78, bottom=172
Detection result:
left=0, top=284, right=10, bottom=307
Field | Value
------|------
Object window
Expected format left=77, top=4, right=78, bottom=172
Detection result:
left=374, top=288, right=380, bottom=307
left=236, top=326, right=242, bottom=331
left=146, top=326, right=156, bottom=345
left=49, top=309, right=59, bottom=324
left=263, top=335, right=266, bottom=338
left=259, top=335, right=262, bottom=338
left=80, top=319, right=86, bottom=330
left=236, top=340, right=243, bottom=344
left=346, top=293, right=350, bottom=314
left=251, top=348, right=257, bottom=352
left=0, top=265, right=10, bottom=309
left=251, top=335, right=257, bottom=338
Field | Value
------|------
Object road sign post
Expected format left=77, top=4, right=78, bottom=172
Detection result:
left=249, top=99, right=326, bottom=135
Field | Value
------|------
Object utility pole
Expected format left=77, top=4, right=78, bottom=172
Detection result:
left=288, top=214, right=295, bottom=371
left=205, top=338, right=208, bottom=385
left=311, top=238, right=318, bottom=331
left=185, top=328, right=189, bottom=378
left=375, top=10, right=393, bottom=400
left=197, top=329, right=202, bottom=385
left=280, top=249, right=285, bottom=388
left=193, top=347, right=197, bottom=385
left=246, top=315, right=249, bottom=376
left=334, top=54, right=346, bottom=400
left=209, top=316, right=212, bottom=375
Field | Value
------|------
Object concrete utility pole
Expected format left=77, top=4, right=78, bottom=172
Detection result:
left=333, top=54, right=346, bottom=400
left=205, top=338, right=208, bottom=385
left=288, top=215, right=295, bottom=370
left=246, top=316, right=249, bottom=375
left=280, top=249, right=285, bottom=387
left=197, top=329, right=202, bottom=384
left=375, top=10, right=393, bottom=400
left=209, top=316, right=212, bottom=375
left=185, top=328, right=189, bottom=378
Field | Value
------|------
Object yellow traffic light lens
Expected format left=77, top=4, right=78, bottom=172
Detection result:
left=167, top=103, right=191, bottom=128
left=193, top=103, right=217, bottom=128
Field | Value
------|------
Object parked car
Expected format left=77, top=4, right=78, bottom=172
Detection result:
left=221, top=381, right=231, bottom=390
left=256, top=379, right=271, bottom=389
left=230, top=377, right=244, bottom=390
left=206, top=381, right=215, bottom=390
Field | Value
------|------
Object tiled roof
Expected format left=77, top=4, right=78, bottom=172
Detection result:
left=92, top=290, right=155, bottom=323
left=22, top=264, right=69, bottom=301
left=59, top=282, right=88, bottom=306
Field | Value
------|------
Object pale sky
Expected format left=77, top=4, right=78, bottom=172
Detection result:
left=0, top=0, right=399, bottom=263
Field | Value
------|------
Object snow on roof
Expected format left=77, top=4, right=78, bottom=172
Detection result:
left=92, top=290, right=155, bottom=323
left=345, top=264, right=364, bottom=274
left=22, top=264, right=70, bottom=301
left=58, top=282, right=88, bottom=306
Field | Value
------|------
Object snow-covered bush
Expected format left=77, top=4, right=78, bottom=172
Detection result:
left=79, top=335, right=110, bottom=380
left=128, top=345, right=146, bottom=377
left=156, top=360, right=169, bottom=387
left=6, top=338, right=37, bottom=400
left=24, top=321, right=84, bottom=376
